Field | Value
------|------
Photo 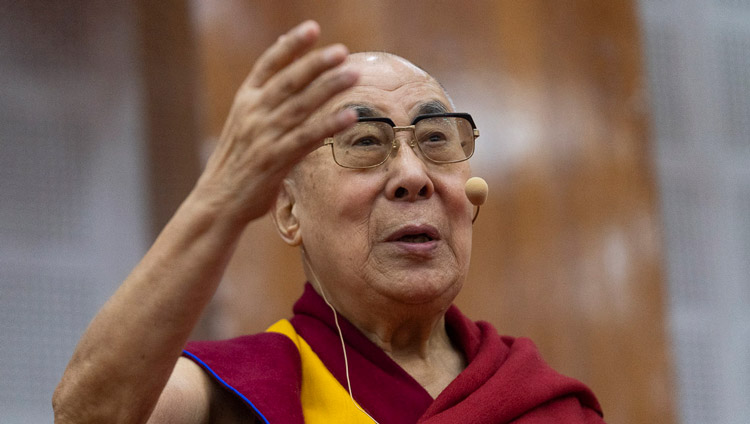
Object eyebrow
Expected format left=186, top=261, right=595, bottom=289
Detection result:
left=342, top=103, right=380, bottom=118
left=415, top=100, right=449, bottom=115
left=341, top=100, right=449, bottom=119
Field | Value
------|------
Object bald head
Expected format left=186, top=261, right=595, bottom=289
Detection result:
left=344, top=52, right=454, bottom=109
left=347, top=51, right=429, bottom=75
left=347, top=51, right=426, bottom=71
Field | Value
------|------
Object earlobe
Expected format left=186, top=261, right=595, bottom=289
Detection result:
left=271, top=179, right=302, bottom=246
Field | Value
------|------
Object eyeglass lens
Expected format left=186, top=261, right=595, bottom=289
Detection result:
left=331, top=116, right=474, bottom=168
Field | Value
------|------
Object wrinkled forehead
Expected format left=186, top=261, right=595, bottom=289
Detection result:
left=332, top=52, right=454, bottom=117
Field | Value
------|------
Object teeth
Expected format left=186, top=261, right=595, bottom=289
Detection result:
left=399, top=234, right=431, bottom=243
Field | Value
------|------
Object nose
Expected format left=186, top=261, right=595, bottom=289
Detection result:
left=384, top=134, right=434, bottom=201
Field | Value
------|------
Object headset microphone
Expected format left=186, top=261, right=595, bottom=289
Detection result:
left=465, top=177, right=489, bottom=223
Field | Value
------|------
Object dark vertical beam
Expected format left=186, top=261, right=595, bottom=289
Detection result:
left=136, top=0, right=202, bottom=238
left=136, top=1, right=213, bottom=338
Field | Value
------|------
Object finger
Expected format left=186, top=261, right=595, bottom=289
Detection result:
left=260, top=43, right=350, bottom=109
left=268, top=66, right=359, bottom=132
left=245, top=20, right=320, bottom=88
left=276, top=108, right=359, bottom=166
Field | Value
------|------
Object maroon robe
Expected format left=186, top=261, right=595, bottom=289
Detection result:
left=184, top=284, right=605, bottom=423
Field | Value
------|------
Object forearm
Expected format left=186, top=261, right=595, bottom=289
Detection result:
left=53, top=189, right=246, bottom=424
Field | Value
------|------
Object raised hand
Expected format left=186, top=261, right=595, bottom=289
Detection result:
left=53, top=21, right=356, bottom=424
left=196, top=20, right=359, bottom=224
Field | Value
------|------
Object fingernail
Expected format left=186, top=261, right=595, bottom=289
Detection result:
left=323, top=44, right=348, bottom=64
left=336, top=109, right=357, bottom=126
left=296, top=20, right=318, bottom=39
left=338, top=69, right=359, bottom=84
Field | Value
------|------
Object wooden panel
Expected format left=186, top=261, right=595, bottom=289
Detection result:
left=136, top=0, right=203, bottom=237
left=189, top=1, right=675, bottom=423
left=137, top=0, right=216, bottom=338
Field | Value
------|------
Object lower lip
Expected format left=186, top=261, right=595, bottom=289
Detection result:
left=388, top=240, right=439, bottom=254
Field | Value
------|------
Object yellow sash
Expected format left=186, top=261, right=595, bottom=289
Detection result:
left=267, top=319, right=374, bottom=423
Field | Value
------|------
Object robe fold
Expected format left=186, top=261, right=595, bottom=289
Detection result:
left=184, top=284, right=604, bottom=423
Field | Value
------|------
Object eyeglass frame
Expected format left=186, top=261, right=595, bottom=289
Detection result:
left=323, top=112, right=480, bottom=169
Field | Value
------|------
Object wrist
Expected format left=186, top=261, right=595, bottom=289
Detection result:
left=179, top=183, right=251, bottom=237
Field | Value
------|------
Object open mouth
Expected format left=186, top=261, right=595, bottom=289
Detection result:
left=397, top=233, right=434, bottom=243
left=387, top=225, right=440, bottom=244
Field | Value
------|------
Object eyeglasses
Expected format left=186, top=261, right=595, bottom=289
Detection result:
left=323, top=113, right=479, bottom=169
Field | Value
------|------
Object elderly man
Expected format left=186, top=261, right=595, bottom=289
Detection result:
left=53, top=21, right=604, bottom=423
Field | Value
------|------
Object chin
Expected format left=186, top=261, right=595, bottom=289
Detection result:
left=373, top=269, right=464, bottom=306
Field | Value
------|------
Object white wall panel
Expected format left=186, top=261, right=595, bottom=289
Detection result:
left=639, top=1, right=750, bottom=422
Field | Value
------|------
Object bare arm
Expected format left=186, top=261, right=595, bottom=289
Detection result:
left=146, top=358, right=257, bottom=424
left=52, top=21, right=358, bottom=424
left=146, top=358, right=214, bottom=424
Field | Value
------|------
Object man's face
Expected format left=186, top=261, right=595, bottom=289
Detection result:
left=290, top=54, right=473, bottom=312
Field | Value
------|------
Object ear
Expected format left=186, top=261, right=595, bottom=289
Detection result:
left=271, top=179, right=302, bottom=246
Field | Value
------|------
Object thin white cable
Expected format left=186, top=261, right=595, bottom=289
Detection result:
left=303, top=251, right=380, bottom=424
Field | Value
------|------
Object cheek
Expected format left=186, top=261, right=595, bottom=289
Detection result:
left=301, top=171, right=382, bottom=253
left=441, top=173, right=474, bottom=264
left=454, top=220, right=473, bottom=268
left=328, top=172, right=382, bottom=230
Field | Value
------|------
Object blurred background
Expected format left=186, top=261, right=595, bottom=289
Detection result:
left=0, top=1, right=748, bottom=423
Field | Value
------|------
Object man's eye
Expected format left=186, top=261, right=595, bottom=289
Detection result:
left=352, top=137, right=383, bottom=147
left=422, top=131, right=448, bottom=143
